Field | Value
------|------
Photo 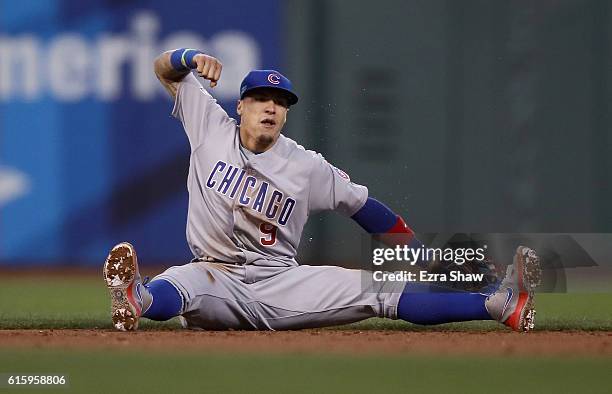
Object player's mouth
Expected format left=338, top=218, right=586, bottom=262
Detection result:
left=260, top=118, right=277, bottom=128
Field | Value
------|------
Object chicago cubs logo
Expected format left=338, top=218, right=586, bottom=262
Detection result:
left=268, top=73, right=281, bottom=84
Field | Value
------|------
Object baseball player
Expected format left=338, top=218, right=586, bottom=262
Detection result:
left=103, top=48, right=541, bottom=332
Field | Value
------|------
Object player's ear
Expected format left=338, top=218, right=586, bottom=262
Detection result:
left=236, top=99, right=243, bottom=115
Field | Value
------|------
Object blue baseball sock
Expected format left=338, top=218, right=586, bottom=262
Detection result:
left=142, top=279, right=183, bottom=321
left=397, top=283, right=491, bottom=325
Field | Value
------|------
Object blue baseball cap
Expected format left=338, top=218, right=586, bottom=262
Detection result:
left=239, top=70, right=298, bottom=106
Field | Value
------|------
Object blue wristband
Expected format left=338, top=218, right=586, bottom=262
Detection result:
left=182, top=49, right=202, bottom=69
left=169, top=48, right=203, bottom=71
left=170, top=48, right=187, bottom=70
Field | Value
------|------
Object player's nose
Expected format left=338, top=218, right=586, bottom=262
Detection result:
left=263, top=101, right=276, bottom=114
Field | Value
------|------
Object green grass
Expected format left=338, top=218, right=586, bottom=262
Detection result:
left=1, top=276, right=611, bottom=330
left=0, top=350, right=611, bottom=394
left=0, top=277, right=181, bottom=330
left=2, top=276, right=611, bottom=393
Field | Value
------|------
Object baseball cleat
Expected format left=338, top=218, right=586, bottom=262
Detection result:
left=103, top=242, right=146, bottom=331
left=485, top=246, right=542, bottom=332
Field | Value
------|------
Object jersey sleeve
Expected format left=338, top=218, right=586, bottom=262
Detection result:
left=307, top=153, right=368, bottom=216
left=171, top=73, right=234, bottom=151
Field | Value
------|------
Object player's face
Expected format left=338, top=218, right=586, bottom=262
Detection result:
left=237, top=88, right=289, bottom=152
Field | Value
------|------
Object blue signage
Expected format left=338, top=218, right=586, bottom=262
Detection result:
left=0, top=0, right=282, bottom=265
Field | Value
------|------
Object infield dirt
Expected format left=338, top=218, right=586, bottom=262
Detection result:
left=2, top=330, right=611, bottom=356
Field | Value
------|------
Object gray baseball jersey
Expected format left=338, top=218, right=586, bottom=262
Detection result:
left=172, top=73, right=368, bottom=266
left=157, top=73, right=404, bottom=330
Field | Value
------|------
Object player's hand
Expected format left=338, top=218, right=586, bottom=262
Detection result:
left=193, top=54, right=223, bottom=88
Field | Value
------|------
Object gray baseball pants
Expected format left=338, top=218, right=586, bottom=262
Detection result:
left=153, top=262, right=404, bottom=330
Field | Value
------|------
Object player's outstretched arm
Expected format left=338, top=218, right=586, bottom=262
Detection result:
left=154, top=49, right=223, bottom=98
left=351, top=197, right=425, bottom=259
left=352, top=198, right=415, bottom=236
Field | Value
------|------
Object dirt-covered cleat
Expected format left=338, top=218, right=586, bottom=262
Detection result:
left=485, top=246, right=541, bottom=332
left=103, top=242, right=146, bottom=331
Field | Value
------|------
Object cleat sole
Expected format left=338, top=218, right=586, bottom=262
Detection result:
left=513, top=246, right=541, bottom=332
left=515, top=246, right=542, bottom=291
left=103, top=243, right=136, bottom=288
left=103, top=242, right=140, bottom=331
left=517, top=293, right=536, bottom=332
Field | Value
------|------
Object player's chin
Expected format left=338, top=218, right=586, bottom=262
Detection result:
left=255, top=133, right=275, bottom=146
